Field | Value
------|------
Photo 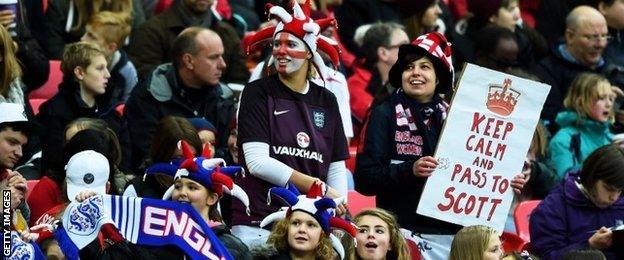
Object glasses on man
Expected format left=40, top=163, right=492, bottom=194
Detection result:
left=580, top=34, right=613, bottom=43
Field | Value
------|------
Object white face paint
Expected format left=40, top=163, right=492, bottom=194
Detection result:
left=272, top=32, right=309, bottom=75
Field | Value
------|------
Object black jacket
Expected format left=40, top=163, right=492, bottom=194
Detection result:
left=124, top=63, right=237, bottom=172
left=36, top=80, right=129, bottom=173
left=354, top=92, right=461, bottom=234
left=15, top=0, right=49, bottom=91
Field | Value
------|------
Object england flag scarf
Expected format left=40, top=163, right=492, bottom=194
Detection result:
left=56, top=194, right=233, bottom=260
left=8, top=231, right=45, bottom=260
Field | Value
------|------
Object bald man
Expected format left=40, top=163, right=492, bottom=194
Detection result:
left=125, top=27, right=237, bottom=172
left=531, top=5, right=624, bottom=127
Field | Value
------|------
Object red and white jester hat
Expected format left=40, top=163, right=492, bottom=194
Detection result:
left=241, top=0, right=341, bottom=80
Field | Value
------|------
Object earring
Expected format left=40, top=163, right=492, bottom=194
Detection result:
left=435, top=79, right=440, bottom=85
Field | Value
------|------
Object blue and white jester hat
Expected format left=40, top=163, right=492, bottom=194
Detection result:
left=261, top=181, right=357, bottom=259
left=147, top=140, right=250, bottom=215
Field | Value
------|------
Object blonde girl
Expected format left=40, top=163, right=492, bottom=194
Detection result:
left=549, top=73, right=615, bottom=177
left=352, top=208, right=411, bottom=260
left=449, top=225, right=502, bottom=260
left=0, top=24, right=24, bottom=104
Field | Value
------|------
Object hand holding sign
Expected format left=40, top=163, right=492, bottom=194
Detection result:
left=413, top=156, right=438, bottom=177
left=510, top=173, right=527, bottom=194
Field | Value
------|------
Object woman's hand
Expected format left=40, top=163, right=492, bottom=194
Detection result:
left=75, top=191, right=98, bottom=202
left=511, top=173, right=528, bottom=194
left=325, top=185, right=347, bottom=216
left=589, top=226, right=613, bottom=249
left=412, top=156, right=438, bottom=178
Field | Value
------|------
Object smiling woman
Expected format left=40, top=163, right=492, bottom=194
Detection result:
left=354, top=32, right=457, bottom=259
left=233, top=0, right=350, bottom=248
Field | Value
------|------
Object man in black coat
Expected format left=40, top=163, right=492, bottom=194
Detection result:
left=124, top=27, right=237, bottom=172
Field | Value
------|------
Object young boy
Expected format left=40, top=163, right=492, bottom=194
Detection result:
left=81, top=11, right=138, bottom=107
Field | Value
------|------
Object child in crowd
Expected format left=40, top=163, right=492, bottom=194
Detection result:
left=449, top=225, right=503, bottom=260
left=225, top=117, right=239, bottom=165
left=37, top=41, right=127, bottom=176
left=259, top=181, right=357, bottom=259
left=81, top=11, right=138, bottom=107
left=352, top=208, right=411, bottom=260
left=33, top=131, right=118, bottom=259
left=123, top=116, right=202, bottom=199
left=44, top=0, right=143, bottom=59
left=28, top=118, right=123, bottom=226
left=549, top=73, right=615, bottom=177
left=531, top=144, right=624, bottom=259
left=146, top=140, right=252, bottom=259
left=189, top=117, right=218, bottom=155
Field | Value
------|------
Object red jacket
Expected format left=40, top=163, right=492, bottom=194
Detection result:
left=347, top=65, right=376, bottom=123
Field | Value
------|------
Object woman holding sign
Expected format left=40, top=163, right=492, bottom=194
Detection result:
left=354, top=32, right=527, bottom=259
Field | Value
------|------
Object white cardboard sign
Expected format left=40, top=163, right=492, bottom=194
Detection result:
left=416, top=64, right=551, bottom=233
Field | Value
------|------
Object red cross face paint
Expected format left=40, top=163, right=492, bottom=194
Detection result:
left=272, top=32, right=309, bottom=75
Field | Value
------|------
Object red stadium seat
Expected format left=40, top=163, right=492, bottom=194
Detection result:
left=345, top=146, right=357, bottom=173
left=115, top=103, right=125, bottom=116
left=29, top=60, right=62, bottom=100
left=26, top=179, right=39, bottom=200
left=42, top=0, right=48, bottom=13
left=347, top=190, right=375, bottom=216
left=154, top=0, right=173, bottom=15
left=405, top=237, right=424, bottom=260
left=501, top=231, right=528, bottom=253
left=514, top=200, right=541, bottom=243
left=29, top=98, right=47, bottom=115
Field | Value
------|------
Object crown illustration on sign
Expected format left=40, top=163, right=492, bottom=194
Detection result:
left=486, top=78, right=520, bottom=116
